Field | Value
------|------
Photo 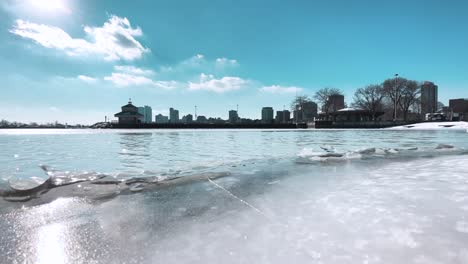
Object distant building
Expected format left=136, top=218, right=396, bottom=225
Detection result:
left=449, top=98, right=468, bottom=121
left=330, top=108, right=385, bottom=122
left=239, top=118, right=256, bottom=124
left=138, top=105, right=152, bottom=123
left=440, top=106, right=456, bottom=121
left=449, top=98, right=468, bottom=113
left=421, top=81, right=438, bottom=114
left=303, top=102, right=318, bottom=122
left=328, top=94, right=345, bottom=112
left=155, top=114, right=169, bottom=124
left=114, top=100, right=144, bottom=125
left=275, top=110, right=291, bottom=124
left=294, top=102, right=318, bottom=123
left=261, top=107, right=274, bottom=123
left=181, top=114, right=193, bottom=123
left=169, top=108, right=179, bottom=123
left=208, top=117, right=225, bottom=124
left=196, top=115, right=208, bottom=123
left=425, top=113, right=447, bottom=121
left=229, top=110, right=239, bottom=123
left=185, top=114, right=193, bottom=123
left=284, top=110, right=291, bottom=122
left=315, top=108, right=385, bottom=128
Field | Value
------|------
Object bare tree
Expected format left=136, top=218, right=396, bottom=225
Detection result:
left=0, top=119, right=9, bottom=127
left=437, top=101, right=445, bottom=111
left=411, top=97, right=422, bottom=115
left=290, top=95, right=312, bottom=111
left=383, top=77, right=406, bottom=121
left=314, top=87, right=343, bottom=116
left=352, top=84, right=385, bottom=120
left=398, top=80, right=420, bottom=121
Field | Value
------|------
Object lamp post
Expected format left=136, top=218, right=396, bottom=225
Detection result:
left=393, top=73, right=399, bottom=122
left=283, top=104, right=285, bottom=123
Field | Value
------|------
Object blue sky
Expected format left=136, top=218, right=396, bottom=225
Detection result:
left=1, top=0, right=467, bottom=124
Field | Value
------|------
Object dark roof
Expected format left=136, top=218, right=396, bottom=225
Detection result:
left=329, top=109, right=385, bottom=116
left=115, top=111, right=144, bottom=117
left=122, top=103, right=138, bottom=109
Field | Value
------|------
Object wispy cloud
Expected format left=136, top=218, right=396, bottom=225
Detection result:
left=188, top=73, right=248, bottom=93
left=104, top=72, right=178, bottom=89
left=114, top=65, right=155, bottom=76
left=77, top=75, right=98, bottom=83
left=215, top=57, right=238, bottom=67
left=9, top=15, right=149, bottom=61
left=161, top=54, right=238, bottom=74
left=260, top=85, right=303, bottom=94
left=104, top=64, right=175, bottom=89
left=48, top=106, right=60, bottom=112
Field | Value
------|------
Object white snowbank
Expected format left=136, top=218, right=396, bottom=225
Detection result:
left=388, top=121, right=468, bottom=131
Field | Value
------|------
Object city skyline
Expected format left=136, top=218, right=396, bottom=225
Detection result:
left=1, top=0, right=468, bottom=124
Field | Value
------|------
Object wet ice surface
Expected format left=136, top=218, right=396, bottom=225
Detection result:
left=1, top=129, right=468, bottom=263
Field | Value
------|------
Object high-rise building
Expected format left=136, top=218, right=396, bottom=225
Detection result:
left=283, top=110, right=291, bottom=122
left=261, top=107, right=274, bottom=123
left=169, top=108, right=179, bottom=123
left=421, top=81, right=438, bottom=114
left=303, top=102, right=318, bottom=121
left=228, top=110, right=239, bottom=123
left=138, top=105, right=152, bottom=123
left=294, top=102, right=318, bottom=123
left=275, top=110, right=291, bottom=124
left=155, top=114, right=169, bottom=124
left=327, top=94, right=345, bottom=112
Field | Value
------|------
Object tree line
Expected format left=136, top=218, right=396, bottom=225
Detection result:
left=292, top=76, right=440, bottom=122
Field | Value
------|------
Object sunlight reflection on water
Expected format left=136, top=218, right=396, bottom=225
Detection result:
left=36, top=223, right=67, bottom=264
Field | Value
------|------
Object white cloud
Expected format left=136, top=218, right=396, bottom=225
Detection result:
left=104, top=72, right=177, bottom=89
left=48, top=106, right=60, bottom=112
left=260, top=85, right=303, bottom=94
left=161, top=54, right=239, bottom=75
left=9, top=15, right=149, bottom=61
left=114, top=65, right=155, bottom=76
left=105, top=64, right=175, bottom=89
left=180, top=54, right=206, bottom=67
left=188, top=73, right=248, bottom=93
left=216, top=57, right=238, bottom=66
left=77, top=75, right=98, bottom=83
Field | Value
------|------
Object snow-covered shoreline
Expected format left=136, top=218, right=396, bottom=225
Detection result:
left=388, top=121, right=468, bottom=131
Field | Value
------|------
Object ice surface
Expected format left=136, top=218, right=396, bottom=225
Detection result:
left=1, top=129, right=468, bottom=263
left=389, top=121, right=468, bottom=131
left=1, top=154, right=467, bottom=263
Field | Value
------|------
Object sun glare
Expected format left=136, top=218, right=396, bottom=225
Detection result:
left=28, top=0, right=71, bottom=14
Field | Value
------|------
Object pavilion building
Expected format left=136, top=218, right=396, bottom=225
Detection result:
left=114, top=100, right=144, bottom=125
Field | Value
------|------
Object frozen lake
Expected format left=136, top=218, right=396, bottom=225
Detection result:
left=1, top=128, right=468, bottom=263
